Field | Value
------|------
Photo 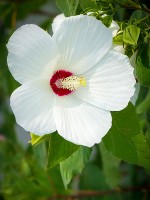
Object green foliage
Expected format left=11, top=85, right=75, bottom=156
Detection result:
left=56, top=0, right=79, bottom=16
left=17, top=0, right=48, bottom=19
left=123, top=25, right=140, bottom=45
left=103, top=103, right=150, bottom=170
left=1, top=0, right=150, bottom=199
left=0, top=141, right=65, bottom=200
left=47, top=132, right=79, bottom=169
left=137, top=89, right=150, bottom=114
left=79, top=163, right=109, bottom=190
left=136, top=46, right=150, bottom=87
left=139, top=42, right=150, bottom=69
left=100, top=142, right=121, bottom=188
left=60, top=146, right=92, bottom=188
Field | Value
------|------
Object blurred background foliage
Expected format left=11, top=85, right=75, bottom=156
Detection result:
left=0, top=0, right=150, bottom=199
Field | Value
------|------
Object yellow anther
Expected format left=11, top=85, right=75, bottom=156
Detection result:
left=61, top=75, right=86, bottom=91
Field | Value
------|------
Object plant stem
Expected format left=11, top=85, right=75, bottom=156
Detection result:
left=48, top=185, right=150, bottom=199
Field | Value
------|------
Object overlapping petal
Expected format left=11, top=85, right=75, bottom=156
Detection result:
left=75, top=50, right=135, bottom=111
left=10, top=79, right=56, bottom=134
left=7, top=24, right=59, bottom=84
left=52, top=14, right=66, bottom=33
left=54, top=95, right=112, bottom=147
left=52, top=15, right=112, bottom=74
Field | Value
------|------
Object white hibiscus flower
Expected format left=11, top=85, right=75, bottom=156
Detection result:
left=7, top=15, right=135, bottom=147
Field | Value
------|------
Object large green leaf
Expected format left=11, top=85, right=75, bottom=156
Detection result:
left=60, top=146, right=91, bottom=188
left=47, top=132, right=79, bottom=169
left=56, top=0, right=79, bottom=16
left=100, top=142, right=121, bottom=188
left=103, top=103, right=150, bottom=170
left=123, top=25, right=140, bottom=45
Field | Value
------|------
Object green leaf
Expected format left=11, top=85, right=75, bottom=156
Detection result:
left=56, top=0, right=79, bottom=16
left=123, top=25, right=140, bottom=45
left=113, top=33, right=123, bottom=44
left=47, top=132, right=79, bottom=169
left=136, top=45, right=150, bottom=87
left=30, top=133, right=51, bottom=146
left=100, top=142, right=121, bottom=188
left=103, top=103, right=150, bottom=170
left=60, top=146, right=91, bottom=188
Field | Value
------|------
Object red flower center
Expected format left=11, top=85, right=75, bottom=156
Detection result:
left=50, top=70, right=73, bottom=96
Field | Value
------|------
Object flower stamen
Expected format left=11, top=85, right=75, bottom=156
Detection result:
left=61, top=76, right=86, bottom=91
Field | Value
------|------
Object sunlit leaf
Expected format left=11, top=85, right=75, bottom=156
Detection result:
left=60, top=146, right=91, bottom=188
left=30, top=133, right=51, bottom=146
left=123, top=25, right=140, bottom=45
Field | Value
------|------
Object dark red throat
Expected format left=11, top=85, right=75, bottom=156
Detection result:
left=50, top=70, right=73, bottom=96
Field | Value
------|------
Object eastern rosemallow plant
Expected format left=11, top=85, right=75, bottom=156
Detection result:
left=7, top=15, right=135, bottom=147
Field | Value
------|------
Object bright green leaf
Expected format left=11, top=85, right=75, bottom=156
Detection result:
left=103, top=103, right=150, bottom=170
left=100, top=142, right=121, bottom=188
left=56, top=0, right=79, bottom=16
left=123, top=25, right=140, bottom=45
left=113, top=33, right=123, bottom=44
left=30, top=133, right=51, bottom=146
left=60, top=146, right=91, bottom=188
left=47, top=132, right=79, bottom=169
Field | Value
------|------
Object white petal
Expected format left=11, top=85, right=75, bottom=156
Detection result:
left=54, top=95, right=112, bottom=147
left=110, top=21, right=125, bottom=54
left=130, top=83, right=140, bottom=105
left=52, top=15, right=112, bottom=74
left=7, top=24, right=59, bottom=84
left=52, top=14, right=66, bottom=33
left=10, top=79, right=56, bottom=135
left=109, top=20, right=119, bottom=37
left=130, top=51, right=137, bottom=68
left=75, top=50, right=135, bottom=111
left=112, top=44, right=125, bottom=54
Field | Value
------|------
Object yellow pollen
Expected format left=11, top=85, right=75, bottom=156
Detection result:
left=61, top=76, right=87, bottom=91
